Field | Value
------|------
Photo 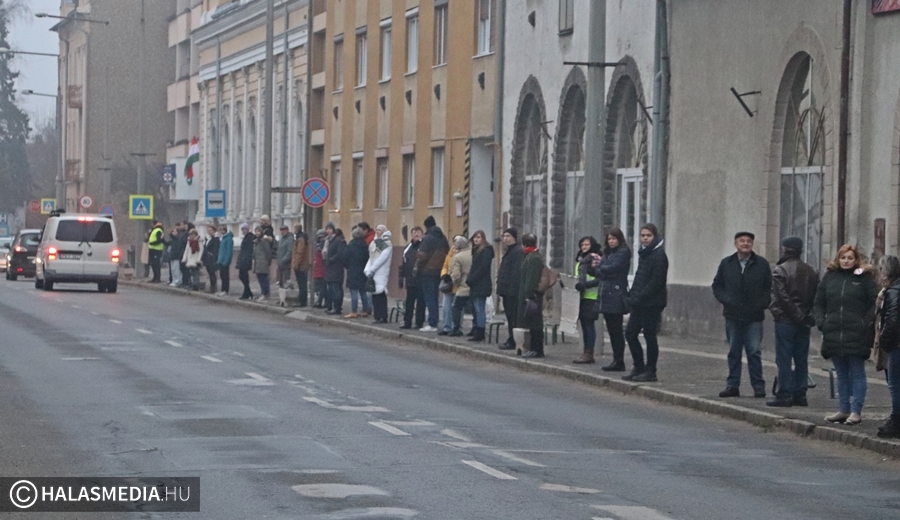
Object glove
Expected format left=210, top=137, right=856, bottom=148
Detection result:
left=574, top=282, right=585, bottom=292
left=803, top=315, right=816, bottom=328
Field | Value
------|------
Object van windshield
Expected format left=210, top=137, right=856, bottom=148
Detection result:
left=55, top=221, right=114, bottom=243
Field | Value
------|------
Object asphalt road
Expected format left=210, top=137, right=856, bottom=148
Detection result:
left=0, top=278, right=898, bottom=520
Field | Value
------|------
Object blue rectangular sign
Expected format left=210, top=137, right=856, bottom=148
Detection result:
left=205, top=190, right=227, bottom=218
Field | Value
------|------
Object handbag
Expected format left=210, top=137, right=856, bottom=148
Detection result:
left=365, top=275, right=376, bottom=293
left=439, top=274, right=453, bottom=294
left=524, top=298, right=542, bottom=318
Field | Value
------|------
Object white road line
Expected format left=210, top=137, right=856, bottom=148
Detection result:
left=385, top=420, right=435, bottom=427
left=492, top=450, right=545, bottom=467
left=135, top=328, right=152, bottom=334
left=91, top=312, right=99, bottom=315
left=232, top=351, right=245, bottom=357
left=441, top=429, right=471, bottom=442
left=540, top=483, right=602, bottom=494
left=369, top=421, right=411, bottom=436
left=461, top=460, right=517, bottom=480
left=201, top=355, right=223, bottom=363
left=61, top=357, right=102, bottom=361
left=246, top=372, right=269, bottom=381
left=591, top=505, right=676, bottom=520
left=71, top=304, right=80, bottom=309
left=302, top=397, right=390, bottom=412
left=164, top=340, right=182, bottom=347
left=109, top=319, right=122, bottom=324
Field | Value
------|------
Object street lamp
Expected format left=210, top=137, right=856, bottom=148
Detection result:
left=35, top=12, right=110, bottom=25
left=0, top=47, right=59, bottom=58
left=22, top=89, right=57, bottom=98
left=20, top=89, right=63, bottom=210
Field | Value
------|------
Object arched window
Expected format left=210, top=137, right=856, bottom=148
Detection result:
left=248, top=112, right=258, bottom=216
left=234, top=114, right=243, bottom=219
left=552, top=70, right=586, bottom=271
left=780, top=53, right=824, bottom=270
left=510, top=77, right=548, bottom=251
left=222, top=118, right=230, bottom=199
left=208, top=109, right=217, bottom=189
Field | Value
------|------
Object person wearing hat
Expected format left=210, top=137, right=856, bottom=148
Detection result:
left=712, top=231, right=772, bottom=398
left=495, top=227, right=525, bottom=350
left=236, top=223, right=256, bottom=300
left=291, top=224, right=310, bottom=307
left=767, top=236, right=819, bottom=407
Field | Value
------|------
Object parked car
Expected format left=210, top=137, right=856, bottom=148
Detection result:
left=5, top=229, right=41, bottom=280
left=0, top=237, right=11, bottom=272
left=35, top=211, right=120, bottom=292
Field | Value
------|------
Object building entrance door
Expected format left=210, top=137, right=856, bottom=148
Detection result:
left=617, top=167, right=643, bottom=278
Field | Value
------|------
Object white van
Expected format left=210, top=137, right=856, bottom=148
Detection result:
left=35, top=211, right=120, bottom=292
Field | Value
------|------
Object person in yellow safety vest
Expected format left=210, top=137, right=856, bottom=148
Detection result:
left=573, top=236, right=602, bottom=364
left=148, top=220, right=165, bottom=283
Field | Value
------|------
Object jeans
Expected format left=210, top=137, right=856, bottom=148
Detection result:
left=350, top=289, right=372, bottom=314
left=239, top=268, right=252, bottom=298
left=625, top=306, right=662, bottom=372
left=441, top=293, right=455, bottom=332
left=725, top=319, right=765, bottom=391
left=328, top=281, right=344, bottom=312
left=257, top=273, right=270, bottom=297
left=773, top=321, right=811, bottom=399
left=581, top=319, right=597, bottom=351
left=372, top=292, right=388, bottom=321
left=187, top=267, right=200, bottom=289
left=421, top=275, right=441, bottom=328
left=219, top=265, right=230, bottom=294
left=315, top=279, right=327, bottom=307
left=452, top=296, right=470, bottom=331
left=472, top=297, right=487, bottom=328
left=169, top=259, right=183, bottom=286
left=278, top=266, right=292, bottom=287
left=148, top=249, right=162, bottom=281
left=205, top=264, right=218, bottom=290
left=404, top=285, right=425, bottom=327
left=294, top=269, right=308, bottom=306
left=888, top=349, right=900, bottom=414
left=502, top=295, right=518, bottom=344
left=603, top=313, right=626, bottom=363
left=832, top=355, right=867, bottom=414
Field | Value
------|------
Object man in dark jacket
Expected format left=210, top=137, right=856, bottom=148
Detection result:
left=415, top=216, right=450, bottom=331
left=496, top=228, right=524, bottom=350
left=624, top=224, right=669, bottom=382
left=166, top=222, right=188, bottom=288
left=291, top=224, right=310, bottom=307
left=400, top=227, right=425, bottom=329
left=712, top=231, right=772, bottom=398
left=516, top=233, right=545, bottom=358
left=236, top=223, right=255, bottom=300
left=147, top=220, right=165, bottom=283
left=324, top=229, right=347, bottom=315
left=343, top=227, right=371, bottom=318
left=767, top=236, right=819, bottom=407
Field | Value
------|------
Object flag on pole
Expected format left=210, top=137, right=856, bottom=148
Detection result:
left=185, top=137, right=200, bottom=186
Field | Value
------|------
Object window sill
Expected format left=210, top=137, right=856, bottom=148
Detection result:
left=401, top=206, right=414, bottom=210
left=329, top=209, right=341, bottom=213
left=405, top=70, right=418, bottom=77
left=333, top=88, right=344, bottom=94
left=379, top=77, right=391, bottom=84
left=432, top=63, right=447, bottom=70
left=351, top=208, right=363, bottom=212
left=374, top=207, right=388, bottom=212
left=427, top=204, right=444, bottom=209
left=473, top=52, right=494, bottom=60
left=558, top=28, right=573, bottom=37
left=355, top=84, right=366, bottom=90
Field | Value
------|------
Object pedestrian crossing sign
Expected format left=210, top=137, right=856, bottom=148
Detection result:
left=129, top=195, right=153, bottom=220
left=40, top=198, right=57, bottom=214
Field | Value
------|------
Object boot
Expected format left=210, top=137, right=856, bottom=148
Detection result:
left=573, top=351, right=595, bottom=364
left=877, top=414, right=900, bottom=438
left=448, top=328, right=463, bottom=337
left=467, top=327, right=485, bottom=342
left=523, top=333, right=544, bottom=358
left=601, top=360, right=626, bottom=371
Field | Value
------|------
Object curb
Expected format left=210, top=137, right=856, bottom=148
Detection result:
left=123, top=280, right=900, bottom=459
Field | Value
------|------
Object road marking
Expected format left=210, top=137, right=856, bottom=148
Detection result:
left=540, top=483, right=602, bottom=494
left=246, top=372, right=269, bottom=381
left=164, top=340, right=182, bottom=347
left=71, top=304, right=80, bottom=309
left=385, top=420, right=435, bottom=427
left=461, top=460, right=517, bottom=480
left=100, top=347, right=140, bottom=352
left=109, top=319, right=122, bottom=324
left=591, top=505, right=676, bottom=520
left=91, top=312, right=99, bottom=315
left=135, top=328, right=152, bottom=334
left=441, top=429, right=471, bottom=442
left=492, top=450, right=545, bottom=467
left=201, top=355, right=223, bottom=363
left=369, top=421, right=411, bottom=436
left=302, top=397, right=390, bottom=412
left=232, top=351, right=245, bottom=357
left=62, top=357, right=101, bottom=361
left=292, top=484, right=389, bottom=498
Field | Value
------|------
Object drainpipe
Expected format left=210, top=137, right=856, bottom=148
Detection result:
left=837, top=0, right=851, bottom=246
left=263, top=0, right=275, bottom=217
left=493, top=0, right=506, bottom=240
left=582, top=0, right=606, bottom=237
left=215, top=36, right=222, bottom=191
left=304, top=1, right=315, bottom=233
left=281, top=2, right=290, bottom=216
left=649, top=0, right=669, bottom=233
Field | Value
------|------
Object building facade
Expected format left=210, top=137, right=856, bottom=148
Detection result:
left=187, top=0, right=310, bottom=230
left=311, top=0, right=498, bottom=240
left=54, top=0, right=174, bottom=249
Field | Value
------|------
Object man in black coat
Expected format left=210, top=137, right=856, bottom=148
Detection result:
left=415, top=216, right=450, bottom=331
left=400, top=227, right=425, bottom=329
left=712, top=231, right=772, bottom=398
left=236, top=223, right=255, bottom=300
left=495, top=228, right=524, bottom=350
left=324, top=229, right=347, bottom=315
left=624, top=224, right=669, bottom=382
left=767, top=236, right=819, bottom=407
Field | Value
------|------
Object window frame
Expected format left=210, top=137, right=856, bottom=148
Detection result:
left=476, top=0, right=494, bottom=56
left=434, top=5, right=448, bottom=66
left=406, top=11, right=419, bottom=74
left=333, top=37, right=344, bottom=91
left=376, top=157, right=389, bottom=209
left=431, top=147, right=445, bottom=207
left=402, top=154, right=416, bottom=208
left=558, top=0, right=574, bottom=36
left=355, top=30, right=367, bottom=88
left=380, top=21, right=392, bottom=81
left=331, top=160, right=342, bottom=210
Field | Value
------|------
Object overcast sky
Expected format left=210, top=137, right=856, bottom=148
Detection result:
left=8, top=0, right=60, bottom=131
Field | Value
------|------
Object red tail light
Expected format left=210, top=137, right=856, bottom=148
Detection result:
left=111, top=249, right=120, bottom=262
left=47, top=247, right=58, bottom=261
left=77, top=217, right=94, bottom=222
left=14, top=246, right=25, bottom=252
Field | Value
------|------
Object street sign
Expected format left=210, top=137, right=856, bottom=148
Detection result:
left=160, top=163, right=176, bottom=185
left=99, top=204, right=115, bottom=216
left=79, top=195, right=94, bottom=209
left=301, top=178, right=330, bottom=208
left=128, top=195, right=153, bottom=220
left=29, top=199, right=39, bottom=212
left=0, top=224, right=8, bottom=238
left=205, top=190, right=227, bottom=218
left=40, top=198, right=57, bottom=215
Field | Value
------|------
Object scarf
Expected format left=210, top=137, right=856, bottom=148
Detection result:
left=523, top=246, right=538, bottom=255
left=188, top=237, right=200, bottom=254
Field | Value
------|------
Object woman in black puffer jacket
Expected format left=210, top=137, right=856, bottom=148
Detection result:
left=814, top=244, right=878, bottom=426
left=875, top=255, right=900, bottom=438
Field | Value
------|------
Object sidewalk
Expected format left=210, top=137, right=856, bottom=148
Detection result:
left=125, top=278, right=900, bottom=458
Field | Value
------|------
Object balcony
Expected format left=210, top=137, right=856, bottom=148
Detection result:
left=67, top=85, right=83, bottom=110
left=313, top=11, right=327, bottom=34
left=310, top=129, right=325, bottom=147
left=167, top=79, right=190, bottom=112
left=312, top=71, right=326, bottom=90
left=168, top=11, right=191, bottom=47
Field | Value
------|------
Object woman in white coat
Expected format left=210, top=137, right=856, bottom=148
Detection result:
left=365, top=225, right=393, bottom=323
left=181, top=228, right=205, bottom=291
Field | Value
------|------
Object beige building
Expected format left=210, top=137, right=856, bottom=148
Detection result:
left=190, top=0, right=310, bottom=230
left=54, top=0, right=174, bottom=249
left=311, top=0, right=499, bottom=240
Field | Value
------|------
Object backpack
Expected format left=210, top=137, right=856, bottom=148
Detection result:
left=536, top=265, right=559, bottom=294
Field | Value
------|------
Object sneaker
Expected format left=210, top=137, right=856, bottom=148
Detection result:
left=573, top=354, right=595, bottom=364
left=419, top=325, right=438, bottom=332
left=825, top=411, right=850, bottom=424
left=437, top=330, right=449, bottom=336
left=256, top=295, right=268, bottom=302
left=497, top=342, right=516, bottom=351
left=753, top=388, right=766, bottom=398
left=718, top=387, right=740, bottom=398
left=399, top=324, right=413, bottom=330
left=622, top=369, right=644, bottom=381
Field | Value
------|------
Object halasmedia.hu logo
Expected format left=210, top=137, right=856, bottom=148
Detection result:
left=0, top=477, right=200, bottom=513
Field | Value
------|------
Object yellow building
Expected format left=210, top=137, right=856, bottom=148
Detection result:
left=311, top=0, right=499, bottom=240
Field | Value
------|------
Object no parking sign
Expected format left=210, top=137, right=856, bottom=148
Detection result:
left=301, top=178, right=330, bottom=208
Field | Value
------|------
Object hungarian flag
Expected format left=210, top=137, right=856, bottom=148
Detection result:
left=185, top=137, right=200, bottom=186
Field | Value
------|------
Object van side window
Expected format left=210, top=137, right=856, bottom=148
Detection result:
left=55, top=221, right=114, bottom=243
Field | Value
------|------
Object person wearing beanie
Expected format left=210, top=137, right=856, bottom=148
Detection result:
left=713, top=230, right=772, bottom=398
left=767, top=236, right=819, bottom=407
left=236, top=223, right=256, bottom=300
left=495, top=227, right=525, bottom=350
left=415, top=216, right=450, bottom=331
